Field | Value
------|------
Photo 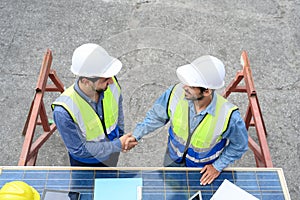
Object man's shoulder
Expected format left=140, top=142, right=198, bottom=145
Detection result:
left=53, top=105, right=68, bottom=113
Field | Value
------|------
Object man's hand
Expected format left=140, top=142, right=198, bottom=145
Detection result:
left=119, top=133, right=138, bottom=152
left=200, top=164, right=220, bottom=185
left=124, top=133, right=138, bottom=152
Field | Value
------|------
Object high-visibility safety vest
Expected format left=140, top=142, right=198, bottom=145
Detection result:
left=52, top=77, right=121, bottom=143
left=167, top=83, right=238, bottom=167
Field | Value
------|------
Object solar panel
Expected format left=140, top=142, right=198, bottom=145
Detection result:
left=0, top=167, right=290, bottom=200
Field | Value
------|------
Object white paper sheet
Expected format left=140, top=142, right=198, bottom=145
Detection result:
left=210, top=179, right=259, bottom=200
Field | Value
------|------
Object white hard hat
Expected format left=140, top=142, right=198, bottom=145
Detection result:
left=70, top=43, right=122, bottom=78
left=176, top=55, right=225, bottom=89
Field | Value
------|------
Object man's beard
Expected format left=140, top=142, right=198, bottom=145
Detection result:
left=195, top=94, right=204, bottom=101
left=96, top=89, right=104, bottom=93
left=96, top=85, right=109, bottom=93
left=185, top=90, right=204, bottom=101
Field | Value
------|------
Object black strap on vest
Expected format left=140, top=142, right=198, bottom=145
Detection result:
left=166, top=84, right=178, bottom=119
left=180, top=107, right=191, bottom=165
left=180, top=112, right=208, bottom=165
left=100, top=99, right=109, bottom=139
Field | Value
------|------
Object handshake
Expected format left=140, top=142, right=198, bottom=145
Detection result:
left=119, top=133, right=138, bottom=152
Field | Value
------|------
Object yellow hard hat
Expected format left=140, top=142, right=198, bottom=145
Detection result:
left=0, top=181, right=40, bottom=200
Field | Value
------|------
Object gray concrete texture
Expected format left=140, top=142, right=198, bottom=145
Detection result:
left=0, top=0, right=299, bottom=199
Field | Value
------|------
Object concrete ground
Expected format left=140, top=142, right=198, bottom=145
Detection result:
left=0, top=0, right=299, bottom=199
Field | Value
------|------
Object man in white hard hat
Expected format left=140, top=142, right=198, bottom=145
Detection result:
left=125, top=55, right=248, bottom=184
left=52, top=43, right=136, bottom=167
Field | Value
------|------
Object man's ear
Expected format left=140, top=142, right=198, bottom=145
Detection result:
left=203, top=89, right=212, bottom=96
left=80, top=77, right=92, bottom=87
left=81, top=77, right=88, bottom=84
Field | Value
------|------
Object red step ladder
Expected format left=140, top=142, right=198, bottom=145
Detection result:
left=18, top=49, right=64, bottom=166
left=222, top=51, right=273, bottom=167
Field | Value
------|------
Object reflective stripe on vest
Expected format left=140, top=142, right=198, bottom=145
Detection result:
left=52, top=77, right=121, bottom=141
left=168, top=137, right=227, bottom=163
left=167, top=83, right=237, bottom=165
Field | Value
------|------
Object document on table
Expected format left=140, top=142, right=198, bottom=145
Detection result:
left=94, top=178, right=143, bottom=200
left=210, top=179, right=259, bottom=200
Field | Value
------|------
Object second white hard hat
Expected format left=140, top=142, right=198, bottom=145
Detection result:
left=71, top=43, right=122, bottom=78
left=176, top=55, right=225, bottom=89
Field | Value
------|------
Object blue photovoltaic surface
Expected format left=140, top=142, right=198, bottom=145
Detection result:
left=0, top=167, right=288, bottom=200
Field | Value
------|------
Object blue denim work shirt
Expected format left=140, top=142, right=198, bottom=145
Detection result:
left=133, top=85, right=248, bottom=171
left=53, top=80, right=124, bottom=161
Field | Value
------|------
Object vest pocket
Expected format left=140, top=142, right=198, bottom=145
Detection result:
left=105, top=110, right=118, bottom=125
left=86, top=118, right=103, bottom=141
